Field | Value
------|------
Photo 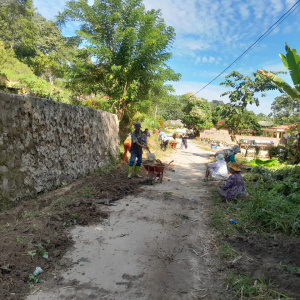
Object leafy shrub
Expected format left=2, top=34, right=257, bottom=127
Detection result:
left=267, top=145, right=280, bottom=158
left=243, top=164, right=300, bottom=235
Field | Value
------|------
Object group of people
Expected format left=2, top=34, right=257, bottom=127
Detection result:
left=204, top=146, right=249, bottom=199
left=125, top=124, right=249, bottom=200
left=158, top=130, right=189, bottom=150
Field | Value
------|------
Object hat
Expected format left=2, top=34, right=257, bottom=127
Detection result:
left=134, top=122, right=141, bottom=129
left=230, top=163, right=241, bottom=172
left=232, top=145, right=241, bottom=153
left=216, top=154, right=224, bottom=161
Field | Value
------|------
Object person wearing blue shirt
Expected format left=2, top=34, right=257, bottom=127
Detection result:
left=128, top=123, right=149, bottom=178
left=215, top=146, right=241, bottom=163
left=142, top=128, right=150, bottom=146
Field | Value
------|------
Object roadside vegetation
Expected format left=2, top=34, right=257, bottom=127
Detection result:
left=1, top=1, right=300, bottom=298
left=1, top=1, right=299, bottom=135
left=210, top=161, right=300, bottom=299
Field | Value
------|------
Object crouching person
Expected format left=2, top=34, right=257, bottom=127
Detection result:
left=204, top=154, right=228, bottom=181
left=217, top=163, right=249, bottom=199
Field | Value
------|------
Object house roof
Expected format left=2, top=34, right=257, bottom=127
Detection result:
left=269, top=124, right=296, bottom=130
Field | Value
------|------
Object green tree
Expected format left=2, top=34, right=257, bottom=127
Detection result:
left=16, top=13, right=81, bottom=84
left=159, top=94, right=184, bottom=120
left=181, top=93, right=213, bottom=129
left=57, top=0, right=180, bottom=121
left=219, top=71, right=277, bottom=140
left=209, top=100, right=224, bottom=126
left=0, top=41, right=71, bottom=102
left=256, top=113, right=273, bottom=122
left=0, top=0, right=37, bottom=50
left=210, top=99, right=224, bottom=110
left=271, top=94, right=300, bottom=125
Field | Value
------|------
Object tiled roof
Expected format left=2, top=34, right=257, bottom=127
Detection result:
left=269, top=124, right=296, bottom=129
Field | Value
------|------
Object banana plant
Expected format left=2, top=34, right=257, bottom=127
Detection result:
left=257, top=43, right=300, bottom=99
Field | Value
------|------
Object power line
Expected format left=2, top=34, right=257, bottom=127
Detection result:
left=193, top=0, right=300, bottom=97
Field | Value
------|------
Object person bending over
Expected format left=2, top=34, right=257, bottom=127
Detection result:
left=204, top=154, right=228, bottom=181
left=158, top=130, right=169, bottom=151
left=215, top=145, right=241, bottom=164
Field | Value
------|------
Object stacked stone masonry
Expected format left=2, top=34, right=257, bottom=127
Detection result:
left=0, top=92, right=119, bottom=208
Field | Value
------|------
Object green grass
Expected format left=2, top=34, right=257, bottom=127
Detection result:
left=226, top=271, right=293, bottom=299
left=210, top=164, right=300, bottom=236
left=210, top=163, right=300, bottom=299
left=218, top=242, right=240, bottom=261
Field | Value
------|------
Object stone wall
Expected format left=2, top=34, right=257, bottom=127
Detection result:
left=0, top=92, right=119, bottom=208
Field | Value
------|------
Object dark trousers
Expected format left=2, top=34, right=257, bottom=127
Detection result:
left=160, top=140, right=169, bottom=151
left=181, top=138, right=188, bottom=149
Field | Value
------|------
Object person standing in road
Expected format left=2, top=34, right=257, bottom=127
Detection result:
left=180, top=132, right=188, bottom=149
left=128, top=122, right=149, bottom=178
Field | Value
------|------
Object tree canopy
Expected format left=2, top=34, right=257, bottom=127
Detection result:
left=219, top=71, right=277, bottom=140
left=181, top=93, right=213, bottom=129
left=57, top=0, right=180, bottom=121
left=271, top=94, right=300, bottom=125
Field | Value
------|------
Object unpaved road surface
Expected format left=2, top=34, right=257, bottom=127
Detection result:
left=27, top=142, right=230, bottom=300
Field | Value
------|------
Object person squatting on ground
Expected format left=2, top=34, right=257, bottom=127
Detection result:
left=215, top=145, right=241, bottom=164
left=128, top=122, right=149, bottom=178
left=122, top=134, right=131, bottom=161
left=180, top=132, right=188, bottom=149
left=204, top=154, right=228, bottom=181
left=158, top=130, right=169, bottom=151
left=217, top=163, right=249, bottom=199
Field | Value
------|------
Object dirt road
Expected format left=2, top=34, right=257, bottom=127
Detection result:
left=27, top=142, right=230, bottom=300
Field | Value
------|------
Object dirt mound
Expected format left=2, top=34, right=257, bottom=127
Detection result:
left=0, top=163, right=142, bottom=300
left=227, top=234, right=300, bottom=299
left=142, top=159, right=165, bottom=166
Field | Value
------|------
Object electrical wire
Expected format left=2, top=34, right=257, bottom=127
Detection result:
left=192, top=0, right=300, bottom=97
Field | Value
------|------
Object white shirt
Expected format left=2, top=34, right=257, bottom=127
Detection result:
left=208, top=159, right=228, bottom=178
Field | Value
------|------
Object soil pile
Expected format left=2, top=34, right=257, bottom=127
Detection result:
left=0, top=163, right=141, bottom=300
left=142, top=159, right=165, bottom=167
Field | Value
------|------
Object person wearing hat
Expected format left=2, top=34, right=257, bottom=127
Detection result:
left=128, top=122, right=149, bottom=178
left=215, top=145, right=241, bottom=164
left=204, top=153, right=228, bottom=181
left=217, top=163, right=249, bottom=199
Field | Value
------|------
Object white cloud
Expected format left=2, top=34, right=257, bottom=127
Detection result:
left=33, top=0, right=66, bottom=19
left=33, top=0, right=94, bottom=20
left=238, top=3, right=250, bottom=19
left=144, top=0, right=290, bottom=59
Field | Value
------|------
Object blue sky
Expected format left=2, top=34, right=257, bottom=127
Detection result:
left=33, top=0, right=300, bottom=115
